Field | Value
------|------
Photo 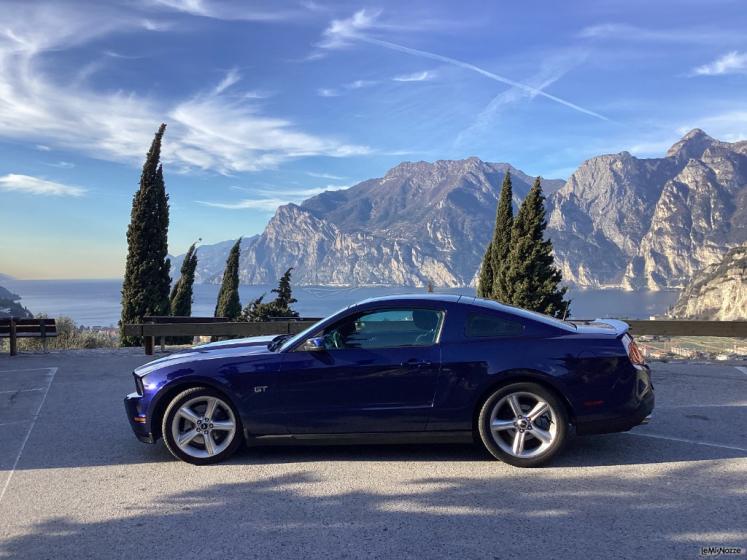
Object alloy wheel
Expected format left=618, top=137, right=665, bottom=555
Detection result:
left=488, top=391, right=559, bottom=459
left=170, top=395, right=237, bottom=459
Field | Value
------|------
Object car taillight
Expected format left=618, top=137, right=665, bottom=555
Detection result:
left=624, top=334, right=645, bottom=366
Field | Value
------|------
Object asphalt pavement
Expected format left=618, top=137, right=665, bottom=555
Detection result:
left=0, top=350, right=745, bottom=559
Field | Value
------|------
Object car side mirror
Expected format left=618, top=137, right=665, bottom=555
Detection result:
left=301, top=337, right=325, bottom=352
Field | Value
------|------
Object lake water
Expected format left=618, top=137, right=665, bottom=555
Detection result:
left=2, top=278, right=680, bottom=327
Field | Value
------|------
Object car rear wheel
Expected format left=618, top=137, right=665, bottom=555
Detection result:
left=478, top=382, right=568, bottom=467
left=162, top=387, right=243, bottom=465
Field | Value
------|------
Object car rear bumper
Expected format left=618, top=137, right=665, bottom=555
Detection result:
left=575, top=388, right=655, bottom=435
left=124, top=392, right=156, bottom=444
left=574, top=363, right=655, bottom=435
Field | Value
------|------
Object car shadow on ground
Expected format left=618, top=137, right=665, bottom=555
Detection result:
left=229, top=431, right=747, bottom=468
left=2, top=460, right=745, bottom=559
left=4, top=428, right=746, bottom=472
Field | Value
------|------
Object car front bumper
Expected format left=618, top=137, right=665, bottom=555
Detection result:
left=124, top=392, right=156, bottom=444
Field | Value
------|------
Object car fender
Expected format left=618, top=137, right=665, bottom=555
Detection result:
left=147, top=374, right=241, bottom=438
left=475, top=368, right=577, bottom=422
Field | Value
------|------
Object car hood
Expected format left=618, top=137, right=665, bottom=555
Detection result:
left=134, top=334, right=281, bottom=377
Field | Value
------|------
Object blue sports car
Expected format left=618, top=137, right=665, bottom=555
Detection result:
left=125, top=294, right=653, bottom=467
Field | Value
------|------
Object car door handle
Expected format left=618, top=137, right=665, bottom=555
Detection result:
left=401, top=359, right=432, bottom=368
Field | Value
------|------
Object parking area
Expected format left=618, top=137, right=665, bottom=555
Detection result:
left=0, top=351, right=745, bottom=559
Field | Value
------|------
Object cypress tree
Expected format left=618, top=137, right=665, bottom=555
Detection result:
left=240, top=268, right=300, bottom=322
left=120, top=123, right=171, bottom=346
left=240, top=294, right=267, bottom=322
left=271, top=267, right=298, bottom=314
left=214, top=238, right=242, bottom=319
left=168, top=243, right=198, bottom=345
left=503, top=178, right=569, bottom=318
left=477, top=242, right=494, bottom=297
left=491, top=172, right=514, bottom=302
left=170, top=243, right=198, bottom=316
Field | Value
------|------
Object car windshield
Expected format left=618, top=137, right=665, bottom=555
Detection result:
left=276, top=305, right=349, bottom=352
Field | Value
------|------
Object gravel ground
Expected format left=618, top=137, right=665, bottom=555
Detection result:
left=0, top=351, right=745, bottom=559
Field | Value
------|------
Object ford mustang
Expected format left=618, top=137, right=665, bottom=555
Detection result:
left=124, top=294, right=654, bottom=467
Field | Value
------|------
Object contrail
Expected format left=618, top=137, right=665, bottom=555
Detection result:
left=357, top=35, right=609, bottom=122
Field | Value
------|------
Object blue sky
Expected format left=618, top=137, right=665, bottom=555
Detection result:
left=1, top=0, right=746, bottom=279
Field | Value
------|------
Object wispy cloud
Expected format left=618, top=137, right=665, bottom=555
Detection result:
left=212, top=68, right=241, bottom=94
left=691, top=51, right=747, bottom=76
left=195, top=198, right=288, bottom=211
left=392, top=70, right=436, bottom=82
left=103, top=50, right=145, bottom=60
left=348, top=79, right=377, bottom=89
left=317, top=9, right=380, bottom=50
left=307, top=171, right=346, bottom=180
left=318, top=10, right=608, bottom=121
left=148, top=0, right=303, bottom=22
left=0, top=174, right=86, bottom=197
left=577, top=23, right=731, bottom=44
left=455, top=52, right=587, bottom=148
left=196, top=183, right=351, bottom=211
left=317, top=87, right=341, bottom=97
left=0, top=3, right=368, bottom=174
left=43, top=161, right=75, bottom=169
left=317, top=79, right=379, bottom=97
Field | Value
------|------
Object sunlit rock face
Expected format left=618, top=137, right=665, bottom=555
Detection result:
left=668, top=245, right=747, bottom=320
left=174, top=131, right=745, bottom=289
left=183, top=158, right=561, bottom=287
left=547, top=129, right=747, bottom=290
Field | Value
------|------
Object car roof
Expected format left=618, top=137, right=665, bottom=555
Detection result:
left=350, top=293, right=575, bottom=331
left=354, top=293, right=465, bottom=307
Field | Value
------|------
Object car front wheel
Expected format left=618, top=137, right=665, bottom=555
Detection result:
left=162, top=387, right=243, bottom=465
left=478, top=382, right=568, bottom=467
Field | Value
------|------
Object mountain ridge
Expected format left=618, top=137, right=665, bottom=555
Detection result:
left=174, top=130, right=747, bottom=290
left=175, top=159, right=562, bottom=286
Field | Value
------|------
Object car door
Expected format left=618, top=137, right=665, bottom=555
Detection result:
left=278, top=307, right=444, bottom=434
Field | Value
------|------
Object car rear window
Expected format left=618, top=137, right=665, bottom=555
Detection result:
left=465, top=313, right=523, bottom=338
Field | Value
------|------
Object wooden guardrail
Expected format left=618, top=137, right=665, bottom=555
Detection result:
left=121, top=318, right=747, bottom=356
left=626, top=320, right=747, bottom=337
left=123, top=320, right=319, bottom=355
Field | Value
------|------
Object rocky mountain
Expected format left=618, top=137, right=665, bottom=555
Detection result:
left=175, top=130, right=746, bottom=289
left=548, top=129, right=747, bottom=289
left=178, top=159, right=563, bottom=286
left=668, top=244, right=746, bottom=320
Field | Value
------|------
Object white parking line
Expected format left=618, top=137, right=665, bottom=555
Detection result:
left=735, top=366, right=747, bottom=376
left=0, top=388, right=46, bottom=395
left=0, top=420, right=33, bottom=427
left=626, top=431, right=747, bottom=452
left=0, top=367, right=58, bottom=504
left=0, top=368, right=57, bottom=374
left=657, top=403, right=747, bottom=409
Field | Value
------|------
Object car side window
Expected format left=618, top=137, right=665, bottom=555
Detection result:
left=465, top=313, right=523, bottom=338
left=322, top=308, right=444, bottom=350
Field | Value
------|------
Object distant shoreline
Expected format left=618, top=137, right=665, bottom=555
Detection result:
left=1, top=278, right=680, bottom=328
left=4, top=276, right=681, bottom=293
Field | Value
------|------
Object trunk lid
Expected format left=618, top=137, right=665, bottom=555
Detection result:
left=570, top=318, right=630, bottom=337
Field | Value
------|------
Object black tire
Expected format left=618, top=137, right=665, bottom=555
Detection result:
left=162, top=386, right=243, bottom=465
left=477, top=382, right=568, bottom=468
